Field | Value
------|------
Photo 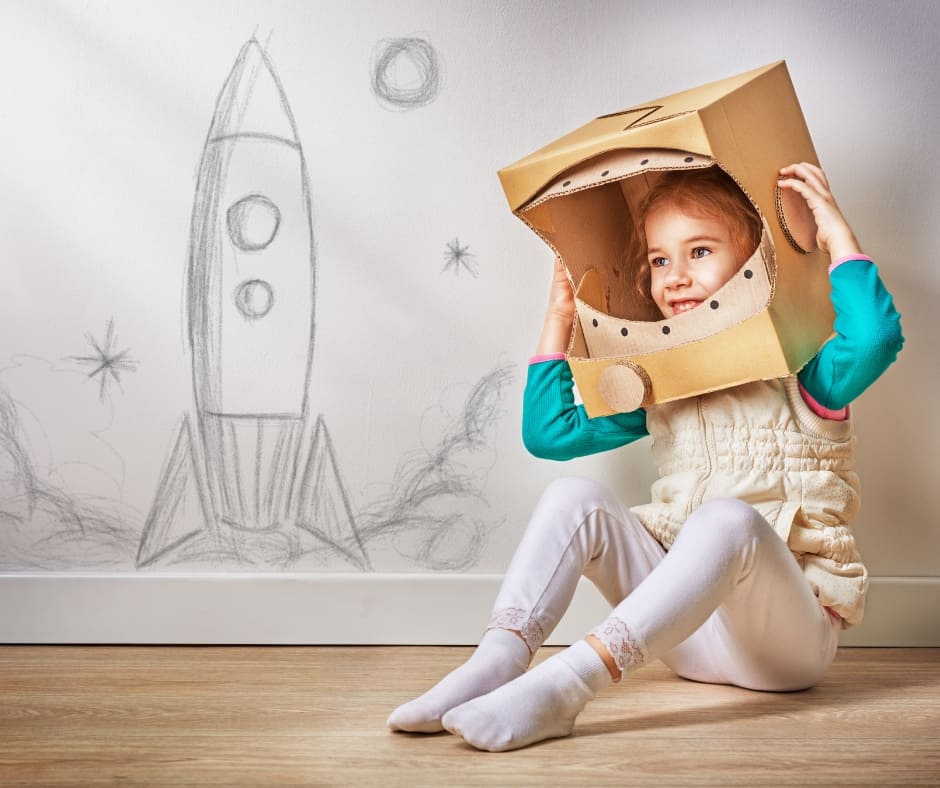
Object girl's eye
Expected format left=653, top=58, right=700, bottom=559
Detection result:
left=692, top=247, right=711, bottom=259
left=649, top=257, right=667, bottom=268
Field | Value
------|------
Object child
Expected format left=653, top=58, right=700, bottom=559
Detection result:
left=387, top=162, right=904, bottom=752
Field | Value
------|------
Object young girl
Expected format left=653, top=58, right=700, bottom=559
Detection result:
left=388, top=162, right=904, bottom=752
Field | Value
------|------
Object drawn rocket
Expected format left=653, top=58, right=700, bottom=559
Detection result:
left=139, top=40, right=368, bottom=569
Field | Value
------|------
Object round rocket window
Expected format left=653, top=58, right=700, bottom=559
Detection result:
left=235, top=279, right=274, bottom=319
left=227, top=194, right=281, bottom=252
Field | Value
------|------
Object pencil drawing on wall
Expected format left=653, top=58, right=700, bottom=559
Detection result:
left=370, top=36, right=442, bottom=111
left=138, top=37, right=361, bottom=568
left=442, top=238, right=478, bottom=277
left=69, top=319, right=138, bottom=402
left=1, top=36, right=508, bottom=574
left=0, top=356, right=140, bottom=570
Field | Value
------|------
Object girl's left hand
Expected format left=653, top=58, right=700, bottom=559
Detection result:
left=778, top=163, right=862, bottom=260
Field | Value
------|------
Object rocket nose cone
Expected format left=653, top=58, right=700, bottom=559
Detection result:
left=208, top=39, right=299, bottom=144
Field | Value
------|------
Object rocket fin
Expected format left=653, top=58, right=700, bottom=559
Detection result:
left=137, top=415, right=208, bottom=567
left=294, top=415, right=371, bottom=570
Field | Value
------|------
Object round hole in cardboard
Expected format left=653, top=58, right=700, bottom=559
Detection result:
left=775, top=182, right=819, bottom=254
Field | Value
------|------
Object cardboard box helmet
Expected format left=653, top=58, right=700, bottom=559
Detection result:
left=498, top=61, right=833, bottom=417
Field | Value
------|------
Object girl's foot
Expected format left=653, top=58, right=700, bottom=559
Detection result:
left=387, top=628, right=529, bottom=733
left=441, top=640, right=611, bottom=751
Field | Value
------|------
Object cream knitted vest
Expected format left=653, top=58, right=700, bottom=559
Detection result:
left=631, top=376, right=868, bottom=627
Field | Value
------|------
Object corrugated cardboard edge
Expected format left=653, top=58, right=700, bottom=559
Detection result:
left=497, top=61, right=785, bottom=212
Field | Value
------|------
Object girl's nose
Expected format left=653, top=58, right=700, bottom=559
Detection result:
left=665, top=259, right=691, bottom=286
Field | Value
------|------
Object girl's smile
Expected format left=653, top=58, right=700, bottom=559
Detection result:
left=644, top=206, right=745, bottom=319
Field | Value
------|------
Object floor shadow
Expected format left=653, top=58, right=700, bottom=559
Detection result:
left=575, top=649, right=939, bottom=740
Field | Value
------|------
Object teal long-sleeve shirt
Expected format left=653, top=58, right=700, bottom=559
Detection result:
left=522, top=258, right=904, bottom=462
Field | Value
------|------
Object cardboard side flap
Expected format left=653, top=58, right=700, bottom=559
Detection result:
left=575, top=268, right=608, bottom=313
left=568, top=312, right=589, bottom=360
left=523, top=183, right=652, bottom=321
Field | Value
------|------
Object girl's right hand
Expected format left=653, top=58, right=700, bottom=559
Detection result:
left=778, top=163, right=863, bottom=259
left=535, top=257, right=576, bottom=356
left=546, top=256, right=576, bottom=323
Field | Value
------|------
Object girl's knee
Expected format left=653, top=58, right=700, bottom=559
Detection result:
left=537, top=476, right=617, bottom=513
left=528, top=476, right=630, bottom=553
left=684, top=498, right=772, bottom=547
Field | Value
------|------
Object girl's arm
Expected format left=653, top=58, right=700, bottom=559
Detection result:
left=798, top=257, right=903, bottom=409
left=523, top=358, right=648, bottom=461
left=778, top=164, right=904, bottom=409
left=523, top=258, right=648, bottom=461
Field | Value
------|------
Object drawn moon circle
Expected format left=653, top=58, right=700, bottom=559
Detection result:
left=371, top=37, right=441, bottom=110
left=235, top=279, right=274, bottom=320
left=227, top=194, right=281, bottom=252
left=598, top=361, right=652, bottom=413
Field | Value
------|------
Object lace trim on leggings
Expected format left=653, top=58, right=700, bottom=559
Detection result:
left=486, top=607, right=545, bottom=656
left=590, top=615, right=647, bottom=678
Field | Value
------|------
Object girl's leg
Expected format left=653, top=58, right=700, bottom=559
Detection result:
left=595, top=498, right=839, bottom=691
left=443, top=498, right=839, bottom=751
left=388, top=476, right=664, bottom=732
left=657, top=518, right=841, bottom=692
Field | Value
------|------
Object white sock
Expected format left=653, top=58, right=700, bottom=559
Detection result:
left=441, top=639, right=612, bottom=751
left=387, top=628, right=530, bottom=733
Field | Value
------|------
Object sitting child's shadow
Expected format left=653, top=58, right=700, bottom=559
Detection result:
left=574, top=650, right=929, bottom=739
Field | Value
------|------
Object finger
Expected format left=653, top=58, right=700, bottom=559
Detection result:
left=779, top=162, right=829, bottom=194
left=777, top=177, right=832, bottom=216
left=777, top=176, right=816, bottom=200
left=778, top=172, right=834, bottom=208
left=779, top=161, right=822, bottom=178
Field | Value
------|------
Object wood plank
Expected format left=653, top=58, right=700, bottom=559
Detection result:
left=0, top=647, right=938, bottom=786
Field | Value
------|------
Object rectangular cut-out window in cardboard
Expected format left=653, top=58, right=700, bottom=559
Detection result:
left=498, top=61, right=833, bottom=416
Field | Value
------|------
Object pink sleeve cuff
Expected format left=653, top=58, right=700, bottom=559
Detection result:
left=798, top=382, right=849, bottom=421
left=829, top=254, right=874, bottom=274
left=529, top=353, right=567, bottom=365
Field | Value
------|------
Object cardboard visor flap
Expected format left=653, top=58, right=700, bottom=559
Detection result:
left=498, top=61, right=836, bottom=417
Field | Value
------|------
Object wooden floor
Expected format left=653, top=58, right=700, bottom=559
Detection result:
left=0, top=646, right=938, bottom=786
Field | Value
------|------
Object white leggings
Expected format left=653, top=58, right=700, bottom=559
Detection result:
left=489, top=477, right=840, bottom=691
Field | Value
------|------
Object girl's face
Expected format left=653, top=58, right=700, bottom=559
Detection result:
left=645, top=204, right=745, bottom=318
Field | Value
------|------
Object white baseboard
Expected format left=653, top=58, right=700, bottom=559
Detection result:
left=1, top=574, right=938, bottom=646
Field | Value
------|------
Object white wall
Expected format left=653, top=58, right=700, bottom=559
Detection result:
left=0, top=0, right=937, bottom=644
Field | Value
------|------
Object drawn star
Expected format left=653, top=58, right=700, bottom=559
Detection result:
left=442, top=237, right=478, bottom=277
left=70, top=319, right=137, bottom=401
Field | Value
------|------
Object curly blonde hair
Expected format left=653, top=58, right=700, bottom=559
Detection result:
left=634, top=167, right=762, bottom=302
